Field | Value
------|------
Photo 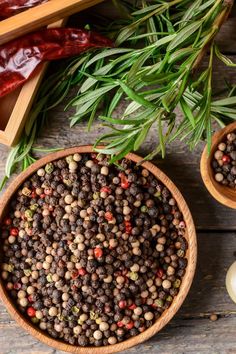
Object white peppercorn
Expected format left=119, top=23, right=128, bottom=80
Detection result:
left=73, top=153, right=82, bottom=162
left=99, top=322, right=109, bottom=331
left=144, top=312, right=154, bottom=321
left=101, top=166, right=109, bottom=175
left=49, top=307, right=58, bottom=317
left=93, top=330, right=103, bottom=340
left=162, top=279, right=172, bottom=289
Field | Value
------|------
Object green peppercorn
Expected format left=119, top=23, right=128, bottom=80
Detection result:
left=25, top=209, right=34, bottom=220
left=72, top=306, right=80, bottom=314
left=31, top=317, right=40, bottom=324
left=154, top=299, right=164, bottom=307
left=46, top=273, right=53, bottom=283
left=63, top=178, right=73, bottom=187
left=177, top=249, right=185, bottom=257
left=154, top=191, right=162, bottom=198
left=22, top=187, right=31, bottom=196
left=173, top=279, right=181, bottom=288
left=23, top=269, right=31, bottom=277
left=45, top=163, right=54, bottom=174
left=166, top=295, right=173, bottom=302
left=30, top=204, right=38, bottom=211
left=128, top=272, right=139, bottom=281
left=5, top=264, right=14, bottom=272
left=140, top=205, right=148, bottom=213
left=93, top=192, right=100, bottom=200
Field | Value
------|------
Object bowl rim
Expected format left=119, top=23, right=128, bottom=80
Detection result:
left=0, top=145, right=197, bottom=354
left=200, top=121, right=236, bottom=209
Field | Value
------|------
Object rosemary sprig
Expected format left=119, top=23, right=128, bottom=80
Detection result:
left=67, top=0, right=235, bottom=160
left=1, top=0, right=236, bottom=189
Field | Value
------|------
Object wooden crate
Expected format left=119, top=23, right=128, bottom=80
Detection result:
left=0, top=0, right=104, bottom=147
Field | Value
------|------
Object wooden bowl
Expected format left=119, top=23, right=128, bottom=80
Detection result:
left=200, top=122, right=236, bottom=209
left=0, top=146, right=197, bottom=354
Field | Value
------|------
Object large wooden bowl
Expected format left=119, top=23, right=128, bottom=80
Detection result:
left=200, top=122, right=236, bottom=209
left=0, top=146, right=197, bottom=354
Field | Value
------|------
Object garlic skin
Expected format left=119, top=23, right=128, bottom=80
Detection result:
left=226, top=261, right=236, bottom=304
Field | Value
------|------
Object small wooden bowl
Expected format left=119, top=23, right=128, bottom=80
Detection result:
left=0, top=146, right=197, bottom=354
left=200, top=122, right=236, bottom=209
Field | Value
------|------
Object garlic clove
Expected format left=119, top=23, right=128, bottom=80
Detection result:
left=226, top=261, right=236, bottom=304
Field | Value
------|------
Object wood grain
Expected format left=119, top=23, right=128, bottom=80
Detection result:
left=0, top=0, right=104, bottom=45
left=216, top=16, right=236, bottom=53
left=6, top=104, right=236, bottom=231
left=0, top=146, right=197, bottom=354
left=0, top=18, right=67, bottom=147
left=0, top=232, right=235, bottom=354
left=2, top=107, right=236, bottom=231
left=0, top=88, right=21, bottom=131
left=0, top=0, right=235, bottom=148
left=0, top=4, right=235, bottom=353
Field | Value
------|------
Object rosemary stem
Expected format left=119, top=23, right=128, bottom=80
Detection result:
left=192, top=0, right=233, bottom=71
left=132, top=0, right=184, bottom=28
left=202, top=0, right=223, bottom=21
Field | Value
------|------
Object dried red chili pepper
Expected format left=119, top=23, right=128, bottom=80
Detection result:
left=0, top=0, right=48, bottom=19
left=0, top=28, right=113, bottom=98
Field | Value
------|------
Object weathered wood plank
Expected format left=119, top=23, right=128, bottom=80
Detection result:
left=216, top=13, right=236, bottom=53
left=0, top=4, right=236, bottom=354
left=2, top=105, right=236, bottom=230
left=0, top=109, right=236, bottom=231
left=0, top=232, right=236, bottom=354
left=0, top=316, right=236, bottom=354
left=0, top=7, right=235, bottom=232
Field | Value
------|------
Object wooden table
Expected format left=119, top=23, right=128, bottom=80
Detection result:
left=0, top=5, right=236, bottom=354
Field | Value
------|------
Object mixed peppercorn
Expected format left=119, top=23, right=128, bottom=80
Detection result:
left=0, top=153, right=188, bottom=346
left=212, top=132, right=236, bottom=187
